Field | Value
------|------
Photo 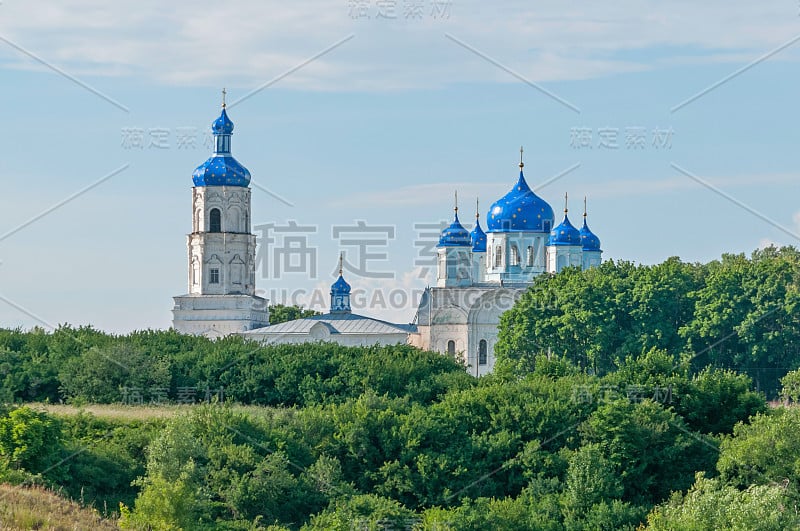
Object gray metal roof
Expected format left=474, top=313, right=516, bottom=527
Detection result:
left=244, top=312, right=416, bottom=336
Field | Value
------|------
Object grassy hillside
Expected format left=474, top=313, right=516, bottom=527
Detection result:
left=0, top=483, right=119, bottom=530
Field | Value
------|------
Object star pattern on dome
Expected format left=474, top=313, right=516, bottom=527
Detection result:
left=193, top=155, right=251, bottom=187
left=212, top=108, right=234, bottom=135
left=192, top=106, right=251, bottom=187
left=486, top=169, right=555, bottom=233
left=548, top=213, right=582, bottom=246
left=439, top=212, right=472, bottom=247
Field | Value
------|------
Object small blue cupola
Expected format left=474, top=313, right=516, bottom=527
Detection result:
left=192, top=89, right=252, bottom=187
left=438, top=192, right=472, bottom=247
left=330, top=253, right=352, bottom=313
left=470, top=198, right=487, bottom=252
left=579, top=197, right=602, bottom=252
left=548, top=193, right=582, bottom=246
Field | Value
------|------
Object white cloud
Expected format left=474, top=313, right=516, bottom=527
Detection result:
left=0, top=1, right=797, bottom=90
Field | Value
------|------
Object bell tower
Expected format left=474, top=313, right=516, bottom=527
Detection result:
left=172, top=92, right=269, bottom=336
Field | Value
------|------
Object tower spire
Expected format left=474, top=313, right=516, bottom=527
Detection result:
left=454, top=190, right=459, bottom=214
left=583, top=196, right=587, bottom=219
left=564, top=192, right=569, bottom=214
left=338, top=251, right=343, bottom=276
left=519, top=146, right=524, bottom=169
left=222, top=87, right=227, bottom=109
left=476, top=197, right=480, bottom=220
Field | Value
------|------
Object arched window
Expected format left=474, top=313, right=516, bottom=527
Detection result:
left=209, top=208, right=221, bottom=233
left=479, top=339, right=488, bottom=365
left=447, top=340, right=456, bottom=356
left=511, top=245, right=520, bottom=266
left=494, top=246, right=502, bottom=267
left=527, top=246, right=534, bottom=267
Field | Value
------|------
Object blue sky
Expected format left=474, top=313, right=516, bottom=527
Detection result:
left=0, top=0, right=799, bottom=332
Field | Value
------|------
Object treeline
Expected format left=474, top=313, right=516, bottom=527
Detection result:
left=0, top=328, right=470, bottom=406
left=497, top=246, right=800, bottom=397
left=4, top=353, right=799, bottom=529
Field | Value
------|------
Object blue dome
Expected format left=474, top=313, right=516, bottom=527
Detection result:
left=331, top=274, right=351, bottom=295
left=470, top=218, right=487, bottom=252
left=192, top=107, right=251, bottom=187
left=580, top=218, right=601, bottom=251
left=438, top=212, right=471, bottom=247
left=548, top=214, right=582, bottom=246
left=192, top=155, right=251, bottom=187
left=487, top=170, right=555, bottom=232
left=212, top=108, right=234, bottom=134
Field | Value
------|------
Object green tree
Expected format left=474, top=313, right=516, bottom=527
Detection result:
left=0, top=407, right=63, bottom=475
left=779, top=368, right=800, bottom=403
left=268, top=304, right=320, bottom=325
left=561, top=443, right=622, bottom=519
left=646, top=474, right=800, bottom=530
left=302, top=494, right=417, bottom=531
left=579, top=399, right=717, bottom=504
left=122, top=406, right=324, bottom=529
left=681, top=247, right=800, bottom=395
left=59, top=343, right=171, bottom=403
left=717, top=407, right=800, bottom=493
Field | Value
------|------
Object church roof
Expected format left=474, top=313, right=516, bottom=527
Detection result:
left=243, top=312, right=416, bottom=336
left=487, top=150, right=555, bottom=233
left=548, top=213, right=582, bottom=246
left=192, top=105, right=251, bottom=187
left=438, top=211, right=471, bottom=247
left=192, top=155, right=251, bottom=187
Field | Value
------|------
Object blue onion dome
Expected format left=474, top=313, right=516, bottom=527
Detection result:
left=487, top=151, right=555, bottom=233
left=192, top=102, right=251, bottom=187
left=438, top=195, right=472, bottom=247
left=212, top=107, right=234, bottom=134
left=549, top=195, right=582, bottom=245
left=470, top=200, right=487, bottom=252
left=580, top=204, right=601, bottom=251
left=331, top=273, right=351, bottom=295
left=330, top=254, right=352, bottom=313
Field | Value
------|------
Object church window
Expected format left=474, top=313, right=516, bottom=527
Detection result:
left=479, top=339, right=488, bottom=365
left=209, top=208, right=222, bottom=232
left=209, top=268, right=220, bottom=284
left=527, top=245, right=534, bottom=267
left=511, top=245, right=520, bottom=266
left=447, top=340, right=456, bottom=356
left=494, top=246, right=502, bottom=267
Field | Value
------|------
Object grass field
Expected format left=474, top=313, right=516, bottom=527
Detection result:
left=0, top=483, right=119, bottom=530
left=25, top=402, right=293, bottom=421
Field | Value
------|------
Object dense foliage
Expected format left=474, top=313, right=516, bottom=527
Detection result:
left=0, top=354, right=787, bottom=529
left=1, top=249, right=799, bottom=529
left=268, top=304, right=321, bottom=325
left=496, top=247, right=800, bottom=397
left=0, top=327, right=471, bottom=407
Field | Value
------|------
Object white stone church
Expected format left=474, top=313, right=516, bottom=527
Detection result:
left=173, top=103, right=603, bottom=375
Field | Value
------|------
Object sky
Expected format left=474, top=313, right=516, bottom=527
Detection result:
left=0, top=0, right=799, bottom=332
